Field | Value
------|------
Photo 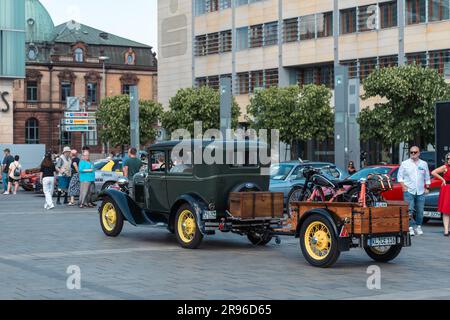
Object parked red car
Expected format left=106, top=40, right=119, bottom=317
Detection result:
left=347, top=165, right=441, bottom=201
left=20, top=168, right=41, bottom=192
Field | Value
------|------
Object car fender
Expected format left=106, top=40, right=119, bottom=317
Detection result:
left=98, top=189, right=149, bottom=226
left=295, top=207, right=339, bottom=238
left=169, top=194, right=208, bottom=235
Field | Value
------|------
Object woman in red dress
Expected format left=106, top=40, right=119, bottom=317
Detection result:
left=432, top=153, right=450, bottom=236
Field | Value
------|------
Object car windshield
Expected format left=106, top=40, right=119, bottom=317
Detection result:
left=348, top=167, right=392, bottom=180
left=94, top=160, right=109, bottom=171
left=270, top=164, right=295, bottom=180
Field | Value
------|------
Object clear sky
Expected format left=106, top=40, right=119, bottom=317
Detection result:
left=39, top=0, right=158, bottom=52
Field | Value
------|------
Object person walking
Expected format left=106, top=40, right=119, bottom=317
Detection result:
left=2, top=149, right=14, bottom=194
left=68, top=149, right=80, bottom=206
left=55, top=147, right=72, bottom=205
left=5, top=155, right=22, bottom=195
left=398, top=146, right=431, bottom=237
left=348, top=161, right=357, bottom=175
left=432, top=153, right=450, bottom=236
left=40, top=153, right=57, bottom=210
left=123, top=148, right=142, bottom=198
left=79, top=151, right=95, bottom=208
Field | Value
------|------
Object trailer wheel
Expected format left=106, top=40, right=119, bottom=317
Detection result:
left=247, top=231, right=272, bottom=246
left=364, top=245, right=402, bottom=263
left=300, top=215, right=340, bottom=268
left=100, top=197, right=124, bottom=237
left=175, top=204, right=203, bottom=249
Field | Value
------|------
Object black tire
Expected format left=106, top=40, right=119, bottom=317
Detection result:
left=287, top=187, right=304, bottom=216
left=99, top=197, right=124, bottom=237
left=247, top=231, right=272, bottom=246
left=174, top=204, right=204, bottom=249
left=364, top=245, right=403, bottom=263
left=299, top=214, right=340, bottom=268
left=345, top=186, right=379, bottom=205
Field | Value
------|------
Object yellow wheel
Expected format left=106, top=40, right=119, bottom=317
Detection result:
left=300, top=215, right=340, bottom=268
left=175, top=204, right=203, bottom=249
left=100, top=197, right=124, bottom=237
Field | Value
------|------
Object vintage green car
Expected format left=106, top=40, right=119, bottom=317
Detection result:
left=98, top=140, right=282, bottom=249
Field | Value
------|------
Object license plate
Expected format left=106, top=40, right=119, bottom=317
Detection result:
left=373, top=202, right=388, bottom=208
left=202, top=211, right=217, bottom=220
left=424, top=211, right=441, bottom=218
left=369, top=236, right=397, bottom=247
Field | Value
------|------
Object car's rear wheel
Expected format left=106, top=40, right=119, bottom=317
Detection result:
left=175, top=204, right=203, bottom=249
left=100, top=197, right=124, bottom=237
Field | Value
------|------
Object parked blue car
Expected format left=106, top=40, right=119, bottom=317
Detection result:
left=269, top=161, right=349, bottom=213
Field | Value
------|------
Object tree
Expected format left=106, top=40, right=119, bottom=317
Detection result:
left=246, top=84, right=334, bottom=156
left=358, top=64, right=450, bottom=148
left=161, top=86, right=241, bottom=136
left=96, top=95, right=163, bottom=147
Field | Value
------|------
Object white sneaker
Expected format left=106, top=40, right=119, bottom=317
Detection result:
left=415, top=226, right=424, bottom=236
left=44, top=204, right=49, bottom=210
left=48, top=204, right=55, bottom=210
left=409, top=227, right=416, bottom=236
left=3, top=192, right=9, bottom=195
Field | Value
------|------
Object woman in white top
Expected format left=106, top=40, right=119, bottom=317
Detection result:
left=5, top=155, right=21, bottom=195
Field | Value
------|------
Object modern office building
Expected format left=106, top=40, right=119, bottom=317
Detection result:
left=159, top=0, right=450, bottom=162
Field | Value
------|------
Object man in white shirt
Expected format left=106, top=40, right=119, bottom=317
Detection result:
left=397, top=146, right=431, bottom=236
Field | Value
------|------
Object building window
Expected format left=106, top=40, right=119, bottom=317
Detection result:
left=284, top=18, right=299, bottom=42
left=237, top=72, right=249, bottom=94
left=264, top=22, right=278, bottom=46
left=195, top=35, right=207, bottom=56
left=209, top=0, right=219, bottom=12
left=125, top=49, right=136, bottom=65
left=28, top=46, right=38, bottom=61
left=429, top=49, right=450, bottom=74
left=340, top=60, right=358, bottom=78
left=74, top=48, right=84, bottom=62
left=86, top=82, right=97, bottom=104
left=25, top=118, right=39, bottom=144
left=380, top=1, right=398, bottom=28
left=406, top=0, right=427, bottom=24
left=196, top=77, right=207, bottom=87
left=406, top=51, right=427, bottom=66
left=317, top=12, right=333, bottom=38
left=207, top=32, right=220, bottom=55
left=300, top=14, right=316, bottom=40
left=61, top=81, right=72, bottom=102
left=26, top=81, right=38, bottom=102
left=379, top=55, right=398, bottom=68
left=264, top=69, right=279, bottom=88
left=122, top=84, right=131, bottom=95
left=429, top=0, right=450, bottom=21
left=340, top=8, right=357, bottom=34
left=86, top=130, right=98, bottom=146
left=359, top=57, right=378, bottom=80
left=250, top=70, right=264, bottom=92
left=237, top=27, right=249, bottom=50
left=219, top=0, right=231, bottom=9
left=249, top=24, right=263, bottom=48
left=61, top=132, right=72, bottom=146
left=219, top=30, right=232, bottom=53
left=358, top=4, right=378, bottom=32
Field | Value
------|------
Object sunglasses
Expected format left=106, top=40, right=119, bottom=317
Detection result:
left=410, top=151, right=419, bottom=155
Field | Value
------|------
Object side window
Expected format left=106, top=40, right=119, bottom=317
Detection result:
left=149, top=151, right=166, bottom=173
left=112, top=160, right=122, bottom=172
left=291, top=166, right=304, bottom=180
left=168, top=149, right=193, bottom=175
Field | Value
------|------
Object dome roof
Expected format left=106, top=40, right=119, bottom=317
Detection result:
left=25, top=0, right=55, bottom=43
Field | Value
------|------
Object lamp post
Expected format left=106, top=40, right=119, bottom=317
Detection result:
left=99, top=56, right=110, bottom=155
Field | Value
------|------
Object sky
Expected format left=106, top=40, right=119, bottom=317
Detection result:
left=39, top=0, right=158, bottom=52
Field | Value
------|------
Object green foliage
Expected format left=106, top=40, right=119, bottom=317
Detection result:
left=246, top=84, right=334, bottom=144
left=96, top=95, right=163, bottom=147
left=161, top=86, right=241, bottom=136
left=358, top=64, right=450, bottom=147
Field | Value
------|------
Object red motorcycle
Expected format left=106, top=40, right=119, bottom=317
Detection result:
left=20, top=168, right=41, bottom=192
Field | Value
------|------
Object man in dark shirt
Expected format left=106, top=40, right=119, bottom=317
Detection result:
left=123, top=148, right=142, bottom=179
left=2, top=149, right=14, bottom=193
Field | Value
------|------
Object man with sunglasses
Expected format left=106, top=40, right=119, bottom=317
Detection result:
left=398, top=146, right=431, bottom=236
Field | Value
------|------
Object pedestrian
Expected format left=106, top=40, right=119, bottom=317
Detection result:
left=55, top=147, right=72, bottom=205
left=432, top=153, right=450, bottom=236
left=40, top=152, right=57, bottom=210
left=2, top=148, right=14, bottom=194
left=5, top=155, right=22, bottom=195
left=68, top=149, right=80, bottom=206
left=79, top=151, right=95, bottom=208
left=123, top=148, right=142, bottom=179
left=398, top=146, right=431, bottom=237
left=348, top=161, right=357, bottom=175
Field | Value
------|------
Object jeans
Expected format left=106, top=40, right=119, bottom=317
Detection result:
left=404, top=192, right=425, bottom=227
left=2, top=172, right=8, bottom=192
left=42, top=177, right=55, bottom=208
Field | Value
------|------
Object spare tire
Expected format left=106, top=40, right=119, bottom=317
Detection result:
left=231, top=182, right=262, bottom=193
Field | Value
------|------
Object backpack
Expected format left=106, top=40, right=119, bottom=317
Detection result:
left=13, top=163, right=21, bottom=177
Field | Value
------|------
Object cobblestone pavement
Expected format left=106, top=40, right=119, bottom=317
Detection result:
left=0, top=191, right=449, bottom=300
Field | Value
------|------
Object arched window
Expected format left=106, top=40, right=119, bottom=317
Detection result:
left=74, top=48, right=84, bottom=62
left=25, top=118, right=39, bottom=144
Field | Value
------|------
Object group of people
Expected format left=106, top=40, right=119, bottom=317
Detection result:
left=2, top=148, right=22, bottom=195
left=398, top=146, right=450, bottom=237
left=39, top=146, right=96, bottom=210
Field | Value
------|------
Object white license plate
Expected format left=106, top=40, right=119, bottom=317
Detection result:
left=202, top=211, right=217, bottom=220
left=373, top=202, right=388, bottom=208
left=369, top=236, right=397, bottom=247
left=424, top=211, right=441, bottom=218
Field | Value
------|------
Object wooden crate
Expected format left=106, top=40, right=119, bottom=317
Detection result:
left=229, top=192, right=284, bottom=219
left=291, top=202, right=409, bottom=234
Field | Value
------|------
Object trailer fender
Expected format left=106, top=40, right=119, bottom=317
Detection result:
left=295, top=208, right=339, bottom=238
left=98, top=189, right=147, bottom=226
left=169, top=194, right=208, bottom=235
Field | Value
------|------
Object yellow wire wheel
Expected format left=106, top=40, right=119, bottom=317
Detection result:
left=175, top=204, right=203, bottom=249
left=100, top=197, right=124, bottom=237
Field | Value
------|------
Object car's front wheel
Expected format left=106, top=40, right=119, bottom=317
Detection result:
left=175, top=204, right=203, bottom=249
left=99, top=197, right=124, bottom=237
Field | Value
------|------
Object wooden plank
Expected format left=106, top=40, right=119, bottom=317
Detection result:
left=229, top=192, right=284, bottom=219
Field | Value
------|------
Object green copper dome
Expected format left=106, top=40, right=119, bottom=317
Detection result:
left=25, top=0, right=55, bottom=43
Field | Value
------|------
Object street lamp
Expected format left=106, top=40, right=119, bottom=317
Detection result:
left=99, top=56, right=110, bottom=99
